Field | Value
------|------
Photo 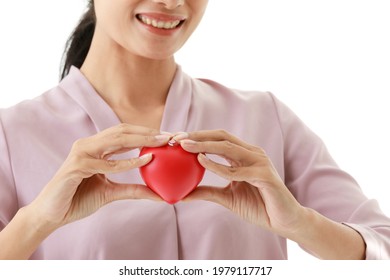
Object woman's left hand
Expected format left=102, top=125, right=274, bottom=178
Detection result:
left=176, top=130, right=306, bottom=238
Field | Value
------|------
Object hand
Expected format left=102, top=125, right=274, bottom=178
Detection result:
left=176, top=130, right=305, bottom=238
left=29, top=124, right=170, bottom=231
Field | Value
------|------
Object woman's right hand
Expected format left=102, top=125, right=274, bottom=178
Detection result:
left=28, top=123, right=170, bottom=232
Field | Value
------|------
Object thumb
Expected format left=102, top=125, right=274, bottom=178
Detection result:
left=106, top=180, right=163, bottom=202
left=183, top=185, right=230, bottom=208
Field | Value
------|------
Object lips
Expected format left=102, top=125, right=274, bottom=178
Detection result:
left=136, top=13, right=185, bottom=30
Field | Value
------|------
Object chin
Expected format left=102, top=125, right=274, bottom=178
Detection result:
left=132, top=41, right=183, bottom=61
left=139, top=50, right=177, bottom=61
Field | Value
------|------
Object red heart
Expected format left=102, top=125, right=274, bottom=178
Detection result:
left=139, top=143, right=205, bottom=204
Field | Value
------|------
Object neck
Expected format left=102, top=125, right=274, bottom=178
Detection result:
left=80, top=36, right=177, bottom=112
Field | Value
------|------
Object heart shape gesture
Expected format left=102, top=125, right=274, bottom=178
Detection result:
left=139, top=142, right=205, bottom=204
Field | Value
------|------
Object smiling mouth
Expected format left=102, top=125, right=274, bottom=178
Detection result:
left=136, top=14, right=185, bottom=30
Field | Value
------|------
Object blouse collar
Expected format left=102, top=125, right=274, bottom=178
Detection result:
left=59, top=65, right=193, bottom=133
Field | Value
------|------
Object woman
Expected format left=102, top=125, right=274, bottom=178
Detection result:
left=1, top=0, right=389, bottom=259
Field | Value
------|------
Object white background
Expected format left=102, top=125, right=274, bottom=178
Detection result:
left=0, top=0, right=389, bottom=260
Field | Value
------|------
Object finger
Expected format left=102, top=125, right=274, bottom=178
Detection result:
left=175, top=130, right=261, bottom=153
left=87, top=124, right=160, bottom=151
left=180, top=139, right=257, bottom=164
left=99, top=134, right=171, bottom=158
left=75, top=133, right=171, bottom=158
left=196, top=153, right=254, bottom=182
left=100, top=123, right=161, bottom=137
left=79, top=153, right=153, bottom=177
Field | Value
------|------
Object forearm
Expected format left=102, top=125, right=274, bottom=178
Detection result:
left=289, top=207, right=366, bottom=260
left=0, top=206, right=56, bottom=260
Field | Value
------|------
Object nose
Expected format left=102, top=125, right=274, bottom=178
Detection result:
left=152, top=0, right=184, bottom=10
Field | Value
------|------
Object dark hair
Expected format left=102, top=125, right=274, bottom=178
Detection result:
left=60, top=1, right=96, bottom=80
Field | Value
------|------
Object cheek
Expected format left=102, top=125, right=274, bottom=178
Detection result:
left=194, top=0, right=209, bottom=16
left=94, top=6, right=133, bottom=44
left=94, top=0, right=133, bottom=31
left=189, top=1, right=208, bottom=29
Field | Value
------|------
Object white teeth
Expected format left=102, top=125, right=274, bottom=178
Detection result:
left=139, top=15, right=181, bottom=30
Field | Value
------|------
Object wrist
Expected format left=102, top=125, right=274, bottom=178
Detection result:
left=22, top=203, right=61, bottom=237
left=283, top=206, right=316, bottom=242
left=284, top=207, right=366, bottom=259
left=0, top=205, right=59, bottom=259
left=276, top=205, right=314, bottom=242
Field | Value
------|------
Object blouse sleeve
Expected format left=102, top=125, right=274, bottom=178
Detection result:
left=270, top=93, right=390, bottom=259
left=0, top=113, right=18, bottom=232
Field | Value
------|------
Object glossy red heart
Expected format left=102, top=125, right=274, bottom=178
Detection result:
left=139, top=143, right=205, bottom=204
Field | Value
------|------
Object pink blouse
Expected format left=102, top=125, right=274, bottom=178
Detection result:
left=1, top=66, right=389, bottom=259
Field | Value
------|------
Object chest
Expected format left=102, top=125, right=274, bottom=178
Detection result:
left=113, top=105, right=165, bottom=131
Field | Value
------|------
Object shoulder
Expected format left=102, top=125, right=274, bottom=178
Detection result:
left=186, top=75, right=318, bottom=146
left=0, top=83, right=80, bottom=131
left=190, top=77, right=282, bottom=116
left=188, top=76, right=297, bottom=131
left=193, top=77, right=274, bottom=103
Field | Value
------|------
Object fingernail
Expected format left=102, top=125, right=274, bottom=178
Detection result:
left=180, top=139, right=197, bottom=146
left=173, top=132, right=189, bottom=141
left=160, top=131, right=172, bottom=136
left=139, top=153, right=152, bottom=161
left=168, top=139, right=177, bottom=146
left=154, top=135, right=171, bottom=142
left=198, top=153, right=209, bottom=161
